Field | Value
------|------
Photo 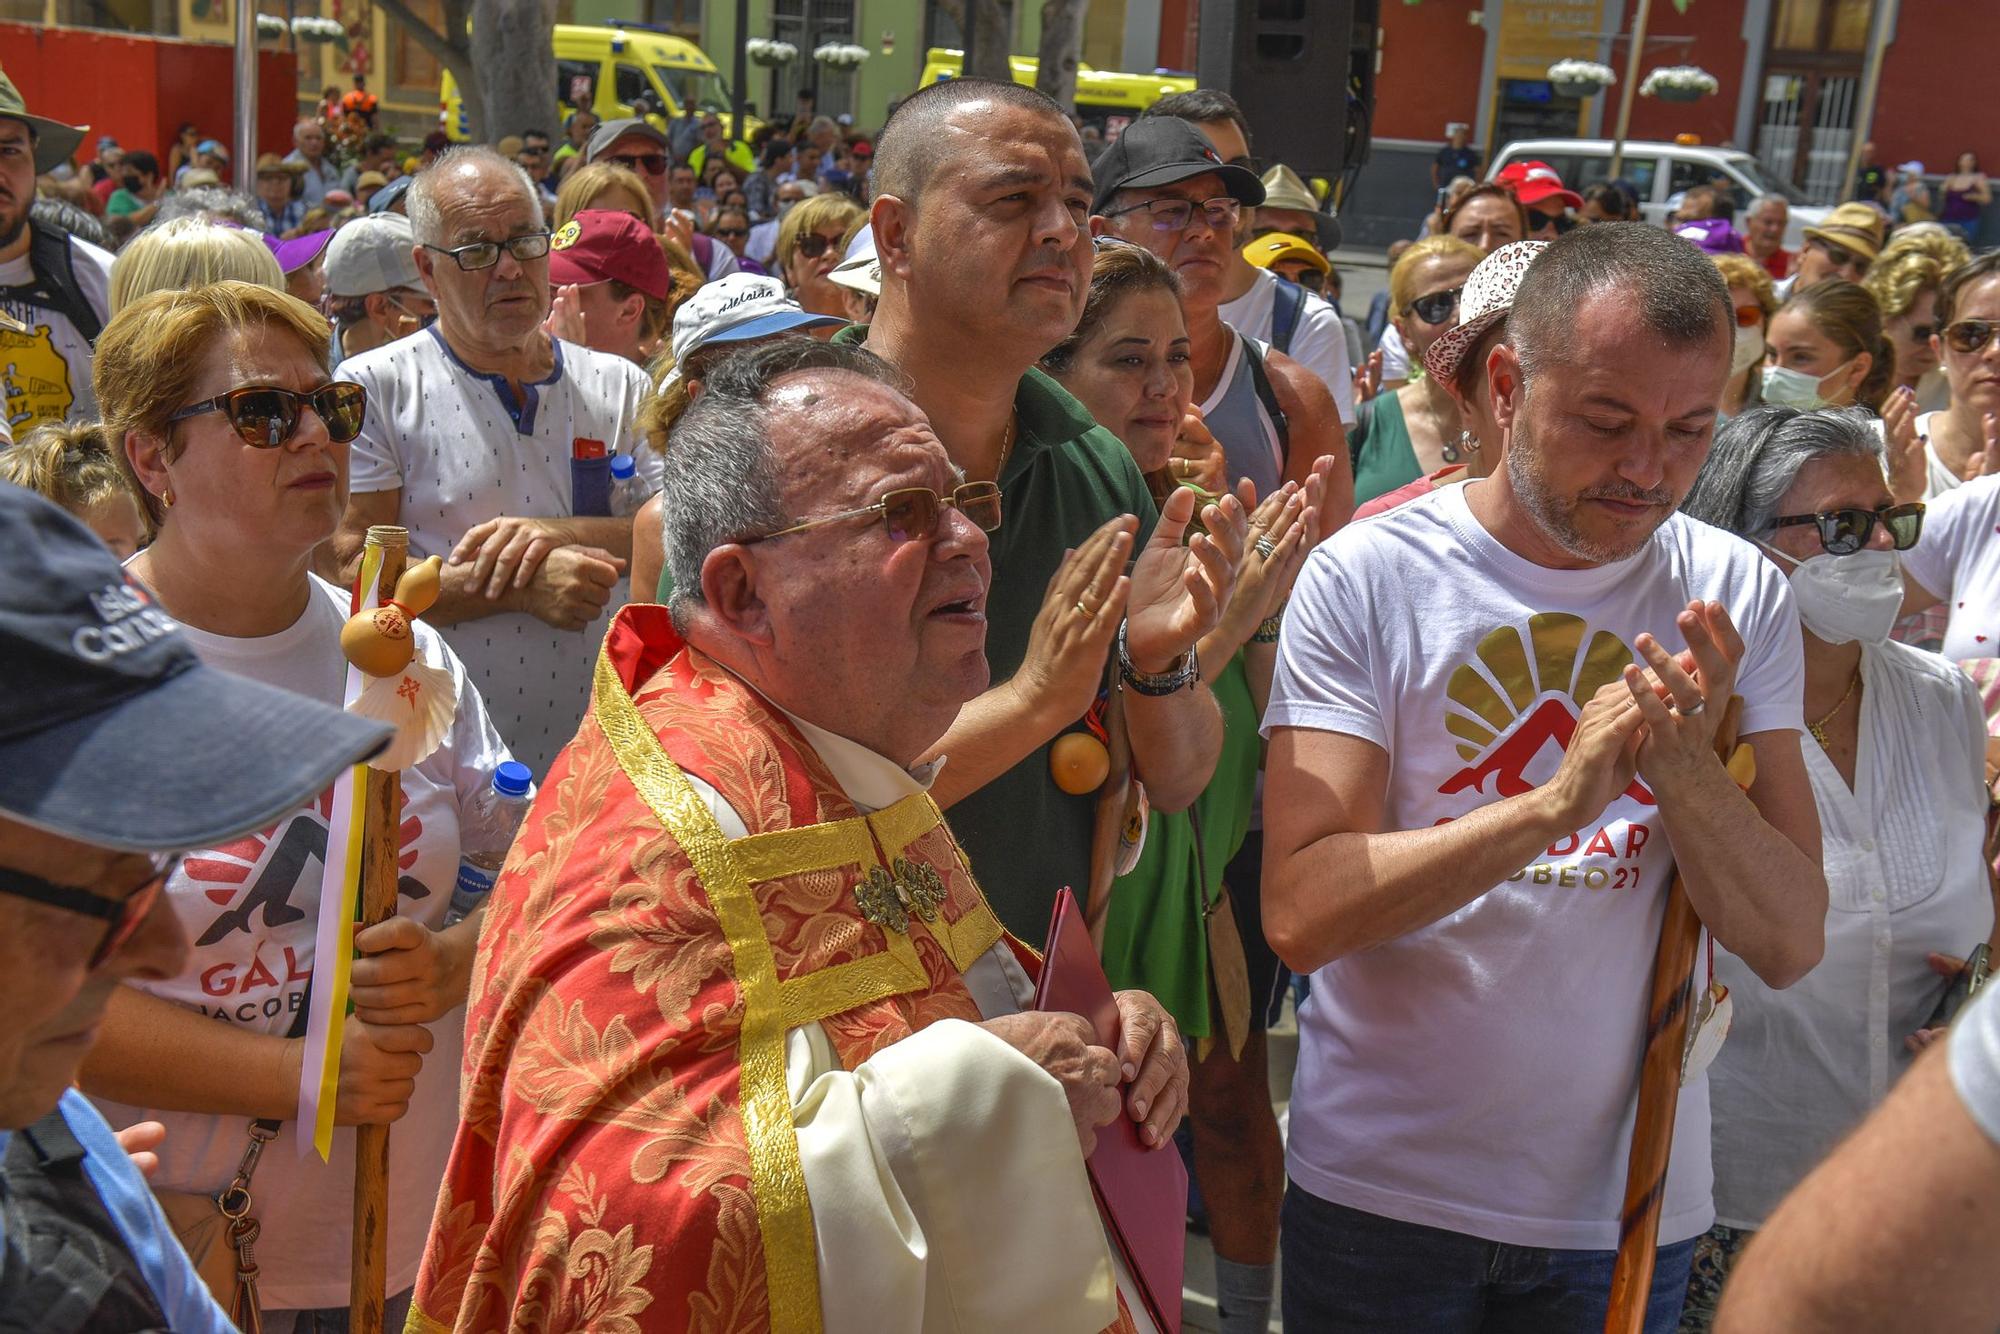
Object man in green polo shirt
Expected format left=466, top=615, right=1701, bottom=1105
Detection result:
left=844, top=77, right=1248, bottom=939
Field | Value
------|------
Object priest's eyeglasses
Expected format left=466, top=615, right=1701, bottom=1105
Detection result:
left=0, top=852, right=178, bottom=969
left=744, top=482, right=1003, bottom=545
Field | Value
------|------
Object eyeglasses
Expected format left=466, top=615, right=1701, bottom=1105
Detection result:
left=605, top=152, right=669, bottom=176
left=1103, top=195, right=1242, bottom=234
left=1530, top=210, right=1578, bottom=235
left=794, top=231, right=842, bottom=260
left=422, top=230, right=552, bottom=271
left=1943, top=319, right=2000, bottom=355
left=1407, top=286, right=1462, bottom=325
left=1770, top=502, right=1924, bottom=555
left=1734, top=303, right=1766, bottom=328
left=1809, top=237, right=1870, bottom=276
left=386, top=294, right=436, bottom=328
left=168, top=382, right=367, bottom=447
left=744, top=481, right=1004, bottom=545
left=713, top=225, right=748, bottom=238
left=0, top=852, right=178, bottom=970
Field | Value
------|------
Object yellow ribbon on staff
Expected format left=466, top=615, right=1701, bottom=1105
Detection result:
left=296, top=543, right=381, bottom=1160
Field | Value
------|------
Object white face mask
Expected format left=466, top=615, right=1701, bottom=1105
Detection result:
left=1763, top=542, right=1904, bottom=644
left=1761, top=358, right=1853, bottom=411
left=1730, top=325, right=1767, bottom=377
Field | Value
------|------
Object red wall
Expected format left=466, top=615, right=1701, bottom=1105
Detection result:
left=1871, top=0, right=1999, bottom=175
left=1620, top=0, right=1750, bottom=147
left=1374, top=0, right=1485, bottom=141
left=0, top=23, right=297, bottom=168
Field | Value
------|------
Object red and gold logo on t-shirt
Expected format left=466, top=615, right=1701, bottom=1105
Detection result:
left=1439, top=612, right=1654, bottom=806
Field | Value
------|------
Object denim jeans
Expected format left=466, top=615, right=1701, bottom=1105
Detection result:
left=1281, top=1183, right=1697, bottom=1333
left=270, top=1286, right=414, bottom=1333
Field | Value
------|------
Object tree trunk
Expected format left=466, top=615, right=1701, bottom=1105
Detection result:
left=965, top=0, right=1016, bottom=82
left=470, top=0, right=560, bottom=142
left=1033, top=0, right=1088, bottom=111
left=375, top=0, right=484, bottom=140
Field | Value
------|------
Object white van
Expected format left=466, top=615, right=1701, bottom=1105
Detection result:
left=1489, top=139, right=1829, bottom=249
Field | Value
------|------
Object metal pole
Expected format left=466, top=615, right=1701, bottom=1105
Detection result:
left=233, top=0, right=259, bottom=194
left=1607, top=0, right=1652, bottom=181
left=731, top=0, right=748, bottom=132
left=1842, top=0, right=1899, bottom=206
left=961, top=0, right=977, bottom=79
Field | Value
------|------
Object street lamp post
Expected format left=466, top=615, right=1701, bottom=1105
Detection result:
left=731, top=0, right=748, bottom=133
left=233, top=0, right=258, bottom=194
left=1608, top=0, right=1653, bottom=181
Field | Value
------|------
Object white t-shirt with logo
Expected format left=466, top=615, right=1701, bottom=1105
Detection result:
left=341, top=328, right=660, bottom=775
left=1218, top=268, right=1358, bottom=427
left=0, top=232, right=114, bottom=439
left=1263, top=481, right=1805, bottom=1249
left=89, top=574, right=514, bottom=1311
left=1902, top=472, right=2000, bottom=662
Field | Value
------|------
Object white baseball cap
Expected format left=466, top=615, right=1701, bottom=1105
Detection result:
left=828, top=225, right=880, bottom=299
left=324, top=213, right=422, bottom=298
left=668, top=273, right=846, bottom=375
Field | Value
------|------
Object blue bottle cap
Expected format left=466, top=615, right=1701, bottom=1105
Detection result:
left=493, top=760, right=535, bottom=797
left=610, top=454, right=637, bottom=480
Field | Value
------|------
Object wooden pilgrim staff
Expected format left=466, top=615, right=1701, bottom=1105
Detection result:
left=1604, top=694, right=1750, bottom=1334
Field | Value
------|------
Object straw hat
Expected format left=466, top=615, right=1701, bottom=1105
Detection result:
left=1802, top=202, right=1888, bottom=262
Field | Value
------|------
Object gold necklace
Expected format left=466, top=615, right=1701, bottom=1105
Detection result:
left=1808, top=669, right=1862, bottom=749
left=992, top=409, right=1018, bottom=482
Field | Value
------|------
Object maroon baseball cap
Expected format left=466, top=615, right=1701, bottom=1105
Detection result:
left=547, top=209, right=671, bottom=301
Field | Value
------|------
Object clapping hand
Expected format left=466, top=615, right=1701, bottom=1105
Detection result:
left=1621, top=601, right=1746, bottom=787
left=1965, top=412, right=2000, bottom=479
left=1125, top=486, right=1248, bottom=673
left=1882, top=385, right=1926, bottom=504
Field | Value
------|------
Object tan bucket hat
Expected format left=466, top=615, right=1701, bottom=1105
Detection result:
left=0, top=67, right=87, bottom=174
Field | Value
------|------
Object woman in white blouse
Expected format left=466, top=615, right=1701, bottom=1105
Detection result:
left=1679, top=405, right=1996, bottom=1329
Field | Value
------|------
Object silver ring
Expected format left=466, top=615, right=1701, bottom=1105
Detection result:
left=1254, top=537, right=1278, bottom=560
left=1675, top=698, right=1705, bottom=717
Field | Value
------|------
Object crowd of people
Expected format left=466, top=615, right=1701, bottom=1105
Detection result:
left=4, top=53, right=2000, bottom=1334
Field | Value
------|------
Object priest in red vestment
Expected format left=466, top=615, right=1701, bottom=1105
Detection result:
left=406, top=339, right=1192, bottom=1334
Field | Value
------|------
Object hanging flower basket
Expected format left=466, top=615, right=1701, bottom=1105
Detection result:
left=746, top=38, right=798, bottom=67
left=254, top=12, right=287, bottom=40
left=813, top=42, right=870, bottom=69
left=1547, top=60, right=1615, bottom=99
left=291, top=16, right=345, bottom=43
left=1641, top=65, right=1719, bottom=102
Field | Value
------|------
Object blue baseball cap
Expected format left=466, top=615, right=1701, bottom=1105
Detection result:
left=667, top=273, right=845, bottom=375
left=368, top=174, right=413, bottom=214
left=0, top=485, right=390, bottom=852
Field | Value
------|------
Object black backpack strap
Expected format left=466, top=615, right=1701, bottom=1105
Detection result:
left=1270, top=276, right=1306, bottom=356
left=1242, top=338, right=1292, bottom=472
left=0, top=227, right=103, bottom=346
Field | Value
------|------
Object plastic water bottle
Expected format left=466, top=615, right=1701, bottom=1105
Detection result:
left=610, top=454, right=653, bottom=518
left=446, top=761, right=535, bottom=925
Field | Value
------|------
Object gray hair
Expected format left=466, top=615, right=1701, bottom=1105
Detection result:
left=406, top=146, right=543, bottom=247
left=1680, top=405, right=1885, bottom=537
left=661, top=338, right=909, bottom=622
left=154, top=185, right=266, bottom=231
left=1748, top=193, right=1789, bottom=218
left=1511, top=222, right=1730, bottom=382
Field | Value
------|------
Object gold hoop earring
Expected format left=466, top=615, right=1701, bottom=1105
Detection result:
left=159, top=488, right=174, bottom=510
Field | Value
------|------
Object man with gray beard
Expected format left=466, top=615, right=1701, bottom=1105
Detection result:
left=1259, top=223, right=1828, bottom=1332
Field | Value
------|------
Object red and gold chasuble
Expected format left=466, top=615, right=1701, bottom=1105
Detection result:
left=406, top=606, right=1078, bottom=1333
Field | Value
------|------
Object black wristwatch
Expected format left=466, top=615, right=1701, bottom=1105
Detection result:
left=1117, top=620, right=1199, bottom=696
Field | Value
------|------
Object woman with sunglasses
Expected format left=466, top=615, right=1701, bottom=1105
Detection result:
left=707, top=204, right=766, bottom=276
left=775, top=191, right=866, bottom=319
left=1678, top=404, right=1992, bottom=1331
left=1347, top=235, right=1482, bottom=503
left=78, top=282, right=515, bottom=1331
left=1905, top=252, right=2000, bottom=494
left=1711, top=253, right=1779, bottom=421
left=1042, top=241, right=1319, bottom=1334
left=1865, top=227, right=1970, bottom=417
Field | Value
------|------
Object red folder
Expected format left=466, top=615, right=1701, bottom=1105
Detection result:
left=1035, top=886, right=1186, bottom=1334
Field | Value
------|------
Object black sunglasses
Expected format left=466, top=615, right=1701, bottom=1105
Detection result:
left=605, top=152, right=668, bottom=176
left=1532, top=210, right=1578, bottom=235
left=1944, top=319, right=2000, bottom=355
left=794, top=232, right=842, bottom=260
left=1770, top=502, right=1924, bottom=555
left=713, top=225, right=748, bottom=238
left=1810, top=237, right=1870, bottom=274
left=0, top=853, right=178, bottom=970
left=168, top=382, right=367, bottom=448
left=1407, top=286, right=1462, bottom=326
left=422, top=230, right=553, bottom=271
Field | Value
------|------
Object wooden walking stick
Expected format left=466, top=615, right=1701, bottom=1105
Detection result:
left=349, top=526, right=406, bottom=1334
left=1604, top=695, right=1747, bottom=1334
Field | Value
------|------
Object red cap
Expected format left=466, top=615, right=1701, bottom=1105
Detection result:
left=547, top=209, right=672, bottom=301
left=1495, top=159, right=1584, bottom=212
